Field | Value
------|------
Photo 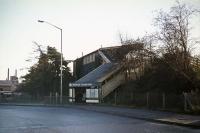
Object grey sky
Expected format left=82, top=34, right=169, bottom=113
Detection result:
left=0, top=0, right=200, bottom=80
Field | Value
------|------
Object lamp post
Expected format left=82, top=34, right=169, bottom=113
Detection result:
left=38, top=20, right=63, bottom=104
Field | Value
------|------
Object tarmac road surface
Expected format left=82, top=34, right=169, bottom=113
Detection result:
left=0, top=105, right=199, bottom=133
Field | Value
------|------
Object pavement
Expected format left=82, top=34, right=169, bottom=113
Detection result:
left=0, top=103, right=200, bottom=129
left=73, top=104, right=200, bottom=129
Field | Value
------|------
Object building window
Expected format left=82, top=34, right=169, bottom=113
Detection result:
left=86, top=89, right=90, bottom=98
left=94, top=89, right=98, bottom=98
left=91, top=89, right=95, bottom=97
left=86, top=89, right=98, bottom=98
left=83, top=54, right=95, bottom=65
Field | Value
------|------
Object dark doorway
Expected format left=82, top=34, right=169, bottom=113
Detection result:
left=75, top=88, right=86, bottom=103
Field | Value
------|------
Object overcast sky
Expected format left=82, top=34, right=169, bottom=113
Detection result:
left=0, top=0, right=200, bottom=80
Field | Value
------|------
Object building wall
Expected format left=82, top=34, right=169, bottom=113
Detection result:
left=0, top=80, right=18, bottom=92
left=101, top=71, right=125, bottom=98
left=73, top=52, right=102, bottom=80
left=0, top=86, right=12, bottom=91
left=69, top=88, right=99, bottom=103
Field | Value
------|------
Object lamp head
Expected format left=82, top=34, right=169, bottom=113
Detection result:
left=38, top=20, right=44, bottom=23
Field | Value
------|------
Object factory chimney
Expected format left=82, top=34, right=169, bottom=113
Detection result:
left=7, top=68, right=10, bottom=80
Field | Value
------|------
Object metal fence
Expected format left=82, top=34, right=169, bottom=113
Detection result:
left=104, top=91, right=200, bottom=113
left=0, top=91, right=199, bottom=113
left=0, top=94, right=69, bottom=105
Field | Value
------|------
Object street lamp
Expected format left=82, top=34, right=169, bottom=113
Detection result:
left=38, top=20, right=63, bottom=104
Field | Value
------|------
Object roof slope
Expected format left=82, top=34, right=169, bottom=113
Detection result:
left=71, top=63, right=119, bottom=86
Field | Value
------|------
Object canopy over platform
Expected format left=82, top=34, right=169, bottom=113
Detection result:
left=69, top=63, right=120, bottom=88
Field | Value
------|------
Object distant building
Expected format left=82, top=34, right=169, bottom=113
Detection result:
left=0, top=69, right=19, bottom=95
left=69, top=45, right=134, bottom=103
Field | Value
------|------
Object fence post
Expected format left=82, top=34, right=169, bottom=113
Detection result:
left=162, top=93, right=165, bottom=109
left=50, top=92, right=52, bottom=104
left=55, top=92, right=58, bottom=105
left=114, top=89, right=117, bottom=105
left=131, top=92, right=133, bottom=103
left=146, top=92, right=149, bottom=108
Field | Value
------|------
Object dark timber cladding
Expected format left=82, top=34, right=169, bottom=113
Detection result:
left=69, top=45, right=132, bottom=103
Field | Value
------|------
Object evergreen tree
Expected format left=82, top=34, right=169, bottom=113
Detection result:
left=19, top=46, right=73, bottom=97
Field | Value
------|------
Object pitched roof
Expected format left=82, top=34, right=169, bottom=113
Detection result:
left=73, top=45, right=121, bottom=62
left=100, top=45, right=136, bottom=62
left=70, top=45, right=136, bottom=88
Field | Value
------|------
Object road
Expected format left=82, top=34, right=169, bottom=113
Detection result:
left=0, top=105, right=199, bottom=133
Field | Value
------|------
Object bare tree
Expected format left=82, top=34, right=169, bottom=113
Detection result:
left=32, top=41, right=44, bottom=55
left=154, top=1, right=200, bottom=92
left=154, top=1, right=199, bottom=71
left=118, top=34, right=156, bottom=80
